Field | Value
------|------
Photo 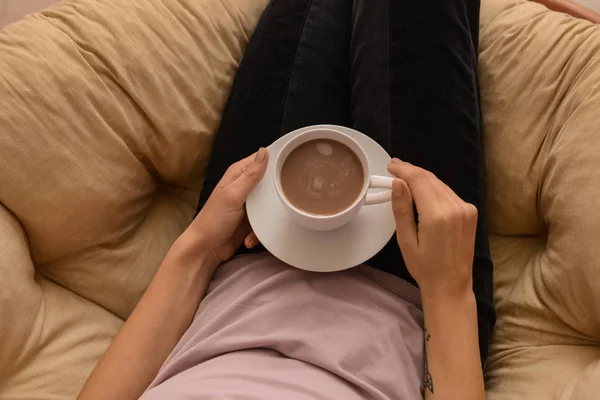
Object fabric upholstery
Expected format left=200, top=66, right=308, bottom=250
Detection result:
left=480, top=0, right=600, bottom=398
left=0, top=0, right=268, bottom=398
left=1, top=0, right=600, bottom=398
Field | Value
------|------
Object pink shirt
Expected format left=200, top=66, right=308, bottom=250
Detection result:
left=142, top=253, right=424, bottom=399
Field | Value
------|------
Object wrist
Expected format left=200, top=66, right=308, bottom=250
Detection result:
left=164, top=231, right=220, bottom=277
left=420, top=284, right=476, bottom=310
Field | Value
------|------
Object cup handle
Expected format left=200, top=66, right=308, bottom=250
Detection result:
left=364, top=175, right=394, bottom=205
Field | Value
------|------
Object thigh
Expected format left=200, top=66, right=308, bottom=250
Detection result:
left=350, top=0, right=495, bottom=363
left=197, top=0, right=353, bottom=213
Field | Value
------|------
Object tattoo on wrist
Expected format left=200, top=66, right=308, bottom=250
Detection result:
left=422, top=328, right=434, bottom=395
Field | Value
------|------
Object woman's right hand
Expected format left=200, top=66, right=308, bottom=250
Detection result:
left=387, top=158, right=478, bottom=299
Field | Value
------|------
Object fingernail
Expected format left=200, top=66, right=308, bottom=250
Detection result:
left=255, top=147, right=267, bottom=164
left=391, top=157, right=401, bottom=164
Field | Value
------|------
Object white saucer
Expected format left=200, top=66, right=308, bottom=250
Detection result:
left=246, top=124, right=395, bottom=272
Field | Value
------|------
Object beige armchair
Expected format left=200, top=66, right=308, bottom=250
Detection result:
left=0, top=0, right=599, bottom=398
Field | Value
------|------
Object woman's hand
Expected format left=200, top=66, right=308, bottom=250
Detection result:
left=78, top=150, right=268, bottom=400
left=388, top=158, right=484, bottom=400
left=387, top=158, right=478, bottom=299
left=187, top=148, right=268, bottom=266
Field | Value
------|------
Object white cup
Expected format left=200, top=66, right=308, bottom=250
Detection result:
left=274, top=128, right=393, bottom=231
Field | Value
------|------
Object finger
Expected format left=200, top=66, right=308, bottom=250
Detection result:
left=244, top=231, right=261, bottom=249
left=234, top=218, right=252, bottom=247
left=392, top=179, right=418, bottom=251
left=227, top=147, right=269, bottom=202
left=387, top=159, right=445, bottom=210
left=219, top=149, right=266, bottom=188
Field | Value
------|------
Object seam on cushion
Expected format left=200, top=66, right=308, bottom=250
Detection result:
left=279, top=0, right=315, bottom=134
left=489, top=233, right=544, bottom=312
left=37, top=192, right=159, bottom=306
left=39, top=265, right=127, bottom=321
left=0, top=213, right=44, bottom=381
left=10, top=278, right=47, bottom=380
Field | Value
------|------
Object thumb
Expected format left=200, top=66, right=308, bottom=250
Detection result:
left=392, top=178, right=418, bottom=251
left=228, top=147, right=269, bottom=201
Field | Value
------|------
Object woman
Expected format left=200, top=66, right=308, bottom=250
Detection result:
left=78, top=0, right=494, bottom=398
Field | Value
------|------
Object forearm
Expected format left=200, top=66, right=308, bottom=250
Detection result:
left=421, top=289, right=485, bottom=400
left=78, top=233, right=218, bottom=400
left=531, top=0, right=600, bottom=23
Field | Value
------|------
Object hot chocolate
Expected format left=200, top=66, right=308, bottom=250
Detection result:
left=280, top=139, right=364, bottom=215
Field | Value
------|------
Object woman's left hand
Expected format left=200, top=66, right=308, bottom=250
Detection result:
left=186, top=148, right=269, bottom=266
left=79, top=148, right=269, bottom=400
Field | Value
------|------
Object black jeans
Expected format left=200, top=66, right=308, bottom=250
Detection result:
left=198, top=0, right=495, bottom=363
